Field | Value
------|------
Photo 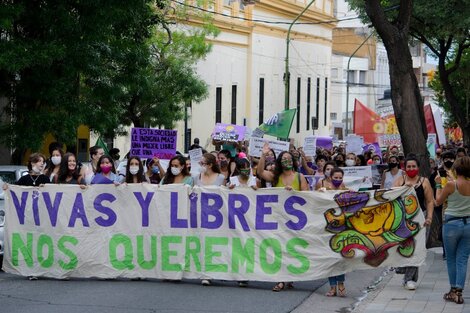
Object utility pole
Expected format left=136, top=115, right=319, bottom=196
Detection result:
left=284, top=0, right=316, bottom=110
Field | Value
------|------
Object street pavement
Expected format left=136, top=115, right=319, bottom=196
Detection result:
left=1, top=248, right=467, bottom=313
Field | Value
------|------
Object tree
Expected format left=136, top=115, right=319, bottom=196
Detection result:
left=348, top=0, right=470, bottom=147
left=346, top=0, right=430, bottom=173
left=0, top=0, right=216, bottom=158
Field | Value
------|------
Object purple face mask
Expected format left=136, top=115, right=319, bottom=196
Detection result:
left=331, top=179, right=343, bottom=188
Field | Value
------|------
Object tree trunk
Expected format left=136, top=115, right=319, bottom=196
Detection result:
left=365, top=0, right=430, bottom=176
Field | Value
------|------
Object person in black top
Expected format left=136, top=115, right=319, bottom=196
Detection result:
left=16, top=153, right=50, bottom=187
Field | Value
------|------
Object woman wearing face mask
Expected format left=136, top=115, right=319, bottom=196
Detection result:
left=193, top=153, right=225, bottom=286
left=315, top=161, right=340, bottom=190
left=257, top=144, right=308, bottom=292
left=16, top=153, right=50, bottom=187
left=90, top=155, right=123, bottom=185
left=161, top=155, right=193, bottom=186
left=334, top=153, right=346, bottom=167
left=218, top=150, right=237, bottom=184
left=229, top=158, right=257, bottom=190
left=380, top=155, right=402, bottom=189
left=320, top=167, right=348, bottom=297
left=345, top=153, right=356, bottom=167
left=372, top=155, right=382, bottom=165
left=125, top=156, right=149, bottom=184
left=44, top=147, right=64, bottom=182
left=145, top=157, right=165, bottom=184
left=393, top=156, right=434, bottom=290
left=54, top=153, right=84, bottom=185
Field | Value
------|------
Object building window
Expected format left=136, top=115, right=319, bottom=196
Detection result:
left=347, top=70, right=355, bottom=83
left=296, top=77, right=301, bottom=133
left=216, top=87, right=222, bottom=123
left=324, top=77, right=328, bottom=126
left=330, top=112, right=337, bottom=120
left=331, top=68, right=338, bottom=79
left=231, top=85, right=237, bottom=124
left=359, top=71, right=366, bottom=84
left=306, top=77, right=311, bottom=131
left=316, top=77, right=320, bottom=126
left=259, top=78, right=264, bottom=125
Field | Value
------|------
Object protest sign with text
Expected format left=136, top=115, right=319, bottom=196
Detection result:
left=4, top=184, right=426, bottom=281
left=131, top=128, right=177, bottom=160
left=248, top=138, right=290, bottom=158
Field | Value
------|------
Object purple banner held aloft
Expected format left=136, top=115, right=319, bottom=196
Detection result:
left=130, top=128, right=177, bottom=160
left=211, top=123, right=246, bottom=142
left=316, top=136, right=333, bottom=150
left=362, top=142, right=382, bottom=158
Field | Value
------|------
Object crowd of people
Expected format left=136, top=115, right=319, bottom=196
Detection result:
left=6, top=139, right=470, bottom=303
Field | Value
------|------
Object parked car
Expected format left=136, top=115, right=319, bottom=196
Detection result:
left=0, top=166, right=29, bottom=267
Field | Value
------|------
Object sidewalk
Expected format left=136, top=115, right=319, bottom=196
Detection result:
left=292, top=248, right=469, bottom=313
left=353, top=248, right=469, bottom=313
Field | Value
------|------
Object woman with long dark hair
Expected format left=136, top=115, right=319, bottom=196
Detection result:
left=161, top=155, right=193, bottom=186
left=125, top=156, right=148, bottom=184
left=54, top=153, right=83, bottom=184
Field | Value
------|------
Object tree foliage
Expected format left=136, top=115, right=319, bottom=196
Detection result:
left=348, top=0, right=470, bottom=145
left=0, top=0, right=216, bottom=153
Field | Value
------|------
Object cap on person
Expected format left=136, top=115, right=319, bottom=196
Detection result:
left=194, top=138, right=200, bottom=144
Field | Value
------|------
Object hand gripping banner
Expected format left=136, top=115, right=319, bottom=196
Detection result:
left=3, top=184, right=426, bottom=281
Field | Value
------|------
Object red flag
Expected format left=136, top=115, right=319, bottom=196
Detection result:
left=424, top=105, right=438, bottom=143
left=353, top=99, right=383, bottom=143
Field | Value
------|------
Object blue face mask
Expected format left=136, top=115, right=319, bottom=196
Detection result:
left=151, top=166, right=159, bottom=174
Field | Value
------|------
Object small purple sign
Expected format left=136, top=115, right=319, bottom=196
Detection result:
left=362, top=142, right=382, bottom=158
left=316, top=136, right=333, bottom=150
left=211, top=123, right=246, bottom=142
left=130, top=128, right=177, bottom=160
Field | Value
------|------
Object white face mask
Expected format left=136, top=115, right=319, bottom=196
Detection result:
left=325, top=170, right=331, bottom=177
left=345, top=159, right=355, bottom=167
left=129, top=166, right=139, bottom=175
left=32, top=165, right=43, bottom=174
left=374, top=160, right=381, bottom=165
left=171, top=167, right=181, bottom=176
left=199, top=166, right=207, bottom=174
left=51, top=156, right=61, bottom=166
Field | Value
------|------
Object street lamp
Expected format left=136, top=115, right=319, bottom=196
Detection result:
left=284, top=0, right=316, bottom=110
left=345, top=31, right=373, bottom=135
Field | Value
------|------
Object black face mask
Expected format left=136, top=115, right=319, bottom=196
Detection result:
left=444, top=160, right=454, bottom=169
left=388, top=162, right=398, bottom=169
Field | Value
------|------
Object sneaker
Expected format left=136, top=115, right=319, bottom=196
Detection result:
left=238, top=281, right=248, bottom=287
left=201, top=279, right=211, bottom=286
left=404, top=281, right=417, bottom=290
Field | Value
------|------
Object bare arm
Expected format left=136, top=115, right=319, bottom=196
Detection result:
left=422, top=178, right=434, bottom=226
left=299, top=173, right=309, bottom=191
left=256, top=142, right=274, bottom=182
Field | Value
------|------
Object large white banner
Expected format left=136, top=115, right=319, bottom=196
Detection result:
left=3, top=184, right=426, bottom=281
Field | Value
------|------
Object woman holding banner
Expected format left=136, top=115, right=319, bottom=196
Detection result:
left=125, top=156, right=149, bottom=184
left=393, top=156, right=434, bottom=290
left=318, top=167, right=348, bottom=297
left=257, top=143, right=308, bottom=291
left=315, top=161, right=342, bottom=190
left=160, top=155, right=193, bottom=186
left=54, top=153, right=84, bottom=185
left=380, top=155, right=402, bottom=189
left=90, top=155, right=123, bottom=185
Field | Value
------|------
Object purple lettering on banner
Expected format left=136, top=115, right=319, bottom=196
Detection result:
left=227, top=194, right=250, bottom=231
left=32, top=190, right=40, bottom=226
left=68, top=193, right=89, bottom=227
left=284, top=196, right=307, bottom=230
left=10, top=191, right=28, bottom=225
left=93, top=193, right=117, bottom=227
left=201, top=192, right=223, bottom=229
left=255, top=195, right=278, bottom=230
left=170, top=192, right=187, bottom=228
left=133, top=192, right=154, bottom=227
left=42, top=192, right=63, bottom=227
left=189, top=193, right=198, bottom=228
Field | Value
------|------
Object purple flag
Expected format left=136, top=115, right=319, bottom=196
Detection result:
left=362, top=142, right=382, bottom=158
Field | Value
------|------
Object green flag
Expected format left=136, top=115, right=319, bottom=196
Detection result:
left=257, top=108, right=297, bottom=139
left=95, top=136, right=109, bottom=155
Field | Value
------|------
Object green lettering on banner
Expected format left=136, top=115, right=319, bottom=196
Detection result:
left=231, top=238, right=255, bottom=274
left=58, top=236, right=78, bottom=270
left=184, top=236, right=201, bottom=272
left=12, top=232, right=33, bottom=267
left=109, top=234, right=135, bottom=270
left=286, top=238, right=310, bottom=274
left=161, top=236, right=182, bottom=272
left=259, top=238, right=282, bottom=274
left=137, top=235, right=157, bottom=270
left=37, top=234, right=54, bottom=268
left=205, top=237, right=229, bottom=273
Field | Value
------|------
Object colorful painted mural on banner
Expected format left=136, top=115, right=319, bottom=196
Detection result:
left=324, top=190, right=420, bottom=267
